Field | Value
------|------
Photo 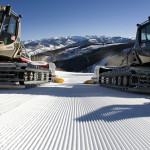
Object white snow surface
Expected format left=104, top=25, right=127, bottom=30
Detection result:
left=85, top=56, right=112, bottom=73
left=0, top=71, right=150, bottom=150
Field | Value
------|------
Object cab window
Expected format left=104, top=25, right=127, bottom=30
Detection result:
left=141, top=24, right=150, bottom=42
left=141, top=27, right=146, bottom=42
left=0, top=12, right=3, bottom=22
left=7, top=16, right=17, bottom=35
left=146, top=24, right=150, bottom=40
left=0, top=15, right=17, bottom=45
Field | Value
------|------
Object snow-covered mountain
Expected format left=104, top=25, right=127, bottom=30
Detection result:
left=53, top=43, right=134, bottom=73
left=24, top=36, right=135, bottom=56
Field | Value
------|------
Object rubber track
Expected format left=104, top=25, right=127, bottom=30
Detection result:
left=100, top=84, right=150, bottom=93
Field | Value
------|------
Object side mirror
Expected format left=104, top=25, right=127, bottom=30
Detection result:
left=5, top=6, right=12, bottom=16
left=149, top=16, right=150, bottom=22
left=19, top=15, right=22, bottom=18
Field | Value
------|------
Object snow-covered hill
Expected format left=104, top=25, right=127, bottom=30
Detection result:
left=24, top=36, right=134, bottom=73
left=0, top=71, right=150, bottom=150
left=53, top=43, right=134, bottom=72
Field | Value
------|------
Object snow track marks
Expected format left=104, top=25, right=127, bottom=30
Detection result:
left=0, top=71, right=150, bottom=150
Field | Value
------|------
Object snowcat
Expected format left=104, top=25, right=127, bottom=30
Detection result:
left=96, top=17, right=150, bottom=93
left=0, top=6, right=53, bottom=88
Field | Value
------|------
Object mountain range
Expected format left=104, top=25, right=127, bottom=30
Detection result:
left=24, top=36, right=135, bottom=56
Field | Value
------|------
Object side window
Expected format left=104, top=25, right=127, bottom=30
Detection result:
left=140, top=24, right=150, bottom=49
left=7, top=16, right=17, bottom=36
left=141, top=27, right=146, bottom=42
left=146, top=24, right=150, bottom=40
left=0, top=12, right=3, bottom=22
left=0, top=15, right=17, bottom=45
left=140, top=24, right=150, bottom=42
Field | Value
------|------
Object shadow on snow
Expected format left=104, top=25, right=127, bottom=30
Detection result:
left=0, top=83, right=149, bottom=98
left=0, top=83, right=150, bottom=121
left=76, top=102, right=150, bottom=122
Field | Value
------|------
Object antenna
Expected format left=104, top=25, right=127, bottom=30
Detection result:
left=148, top=16, right=150, bottom=22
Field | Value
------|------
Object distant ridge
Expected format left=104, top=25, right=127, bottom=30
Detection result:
left=24, top=36, right=135, bottom=56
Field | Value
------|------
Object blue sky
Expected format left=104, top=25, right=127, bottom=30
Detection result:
left=1, top=0, right=150, bottom=40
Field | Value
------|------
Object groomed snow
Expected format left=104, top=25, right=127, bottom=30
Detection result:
left=0, top=71, right=150, bottom=150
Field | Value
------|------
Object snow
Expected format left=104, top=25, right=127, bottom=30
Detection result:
left=84, top=43, right=122, bottom=50
left=85, top=56, right=111, bottom=73
left=59, top=43, right=124, bottom=62
left=89, top=39, right=98, bottom=43
left=86, top=45, right=130, bottom=73
left=0, top=71, right=150, bottom=150
left=82, top=45, right=103, bottom=50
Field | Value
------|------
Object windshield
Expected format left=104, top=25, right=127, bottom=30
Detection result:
left=140, top=24, right=150, bottom=47
left=138, top=23, right=150, bottom=56
left=0, top=14, right=17, bottom=45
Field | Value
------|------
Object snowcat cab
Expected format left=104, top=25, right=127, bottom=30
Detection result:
left=133, top=18, right=150, bottom=65
left=0, top=6, right=24, bottom=60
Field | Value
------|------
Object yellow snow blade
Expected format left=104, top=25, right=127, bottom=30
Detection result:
left=84, top=80, right=93, bottom=84
left=54, top=78, right=64, bottom=83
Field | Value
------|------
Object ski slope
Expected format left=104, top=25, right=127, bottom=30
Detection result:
left=0, top=71, right=150, bottom=150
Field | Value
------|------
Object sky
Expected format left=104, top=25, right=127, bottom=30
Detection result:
left=1, top=0, right=150, bottom=40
